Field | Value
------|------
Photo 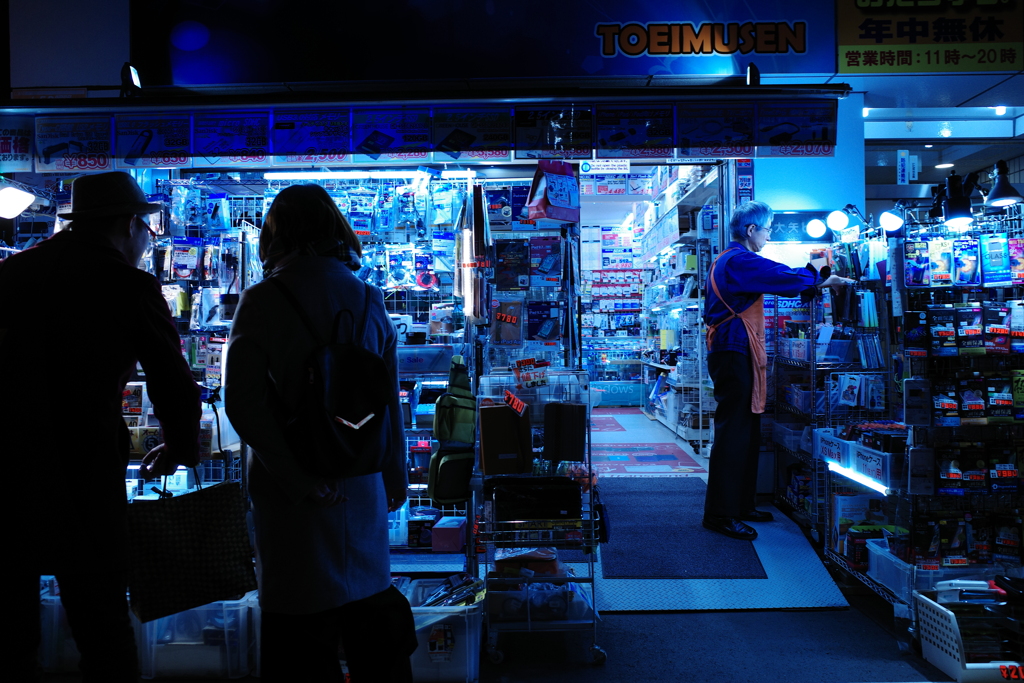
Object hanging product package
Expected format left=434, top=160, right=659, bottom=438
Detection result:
left=526, top=159, right=580, bottom=223
left=433, top=355, right=477, bottom=444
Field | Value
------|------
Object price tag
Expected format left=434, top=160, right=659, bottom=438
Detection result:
left=503, top=390, right=526, bottom=416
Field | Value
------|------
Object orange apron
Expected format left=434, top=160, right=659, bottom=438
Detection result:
left=705, top=248, right=768, bottom=414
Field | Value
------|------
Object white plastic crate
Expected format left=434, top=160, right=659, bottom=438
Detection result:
left=773, top=422, right=803, bottom=452
left=135, top=596, right=251, bottom=679
left=39, top=592, right=80, bottom=673
left=812, top=428, right=855, bottom=468
left=915, top=590, right=1021, bottom=682
left=407, top=579, right=482, bottom=683
left=853, top=443, right=903, bottom=490
left=389, top=501, right=410, bottom=546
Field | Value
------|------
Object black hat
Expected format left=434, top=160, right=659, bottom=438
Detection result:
left=58, top=171, right=162, bottom=220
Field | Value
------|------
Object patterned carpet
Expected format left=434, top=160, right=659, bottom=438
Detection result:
left=592, top=442, right=707, bottom=476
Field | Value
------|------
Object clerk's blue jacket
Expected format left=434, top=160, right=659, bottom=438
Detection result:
left=703, top=242, right=819, bottom=356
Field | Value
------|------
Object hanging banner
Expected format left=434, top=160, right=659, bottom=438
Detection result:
left=270, top=109, right=351, bottom=166
left=838, top=0, right=1024, bottom=74
left=351, top=108, right=431, bottom=163
left=676, top=103, right=755, bottom=159
left=897, top=149, right=910, bottom=186
left=594, top=105, right=674, bottom=159
left=755, top=100, right=836, bottom=158
left=0, top=116, right=35, bottom=173
left=192, top=111, right=270, bottom=168
left=114, top=114, right=192, bottom=170
left=35, top=116, right=114, bottom=173
left=432, top=107, right=512, bottom=162
left=514, top=106, right=593, bottom=160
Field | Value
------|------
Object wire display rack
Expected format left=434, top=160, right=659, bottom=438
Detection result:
left=472, top=370, right=606, bottom=666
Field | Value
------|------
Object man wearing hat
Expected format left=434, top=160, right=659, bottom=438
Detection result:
left=0, top=171, right=202, bottom=682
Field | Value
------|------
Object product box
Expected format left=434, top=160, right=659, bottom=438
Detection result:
left=981, top=233, right=1012, bottom=287
left=983, top=302, right=1011, bottom=354
left=407, top=516, right=437, bottom=548
left=927, top=306, right=957, bottom=357
left=936, top=446, right=965, bottom=496
left=1011, top=238, right=1024, bottom=283
left=993, top=516, right=1023, bottom=566
left=955, top=305, right=984, bottom=355
left=953, top=238, right=981, bottom=287
left=958, top=375, right=987, bottom=425
left=122, top=382, right=148, bottom=415
left=932, top=381, right=960, bottom=427
left=831, top=493, right=885, bottom=554
left=985, top=375, right=1014, bottom=423
left=529, top=236, right=561, bottom=287
left=494, top=239, right=530, bottom=291
left=526, top=301, right=562, bottom=341
left=929, top=238, right=954, bottom=286
left=431, top=516, right=467, bottom=553
left=904, top=240, right=931, bottom=287
left=490, top=299, right=524, bottom=347
left=1013, top=369, right=1024, bottom=420
left=479, top=404, right=532, bottom=475
left=903, top=310, right=929, bottom=358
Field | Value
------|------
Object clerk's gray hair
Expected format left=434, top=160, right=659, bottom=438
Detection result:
left=729, top=201, right=774, bottom=241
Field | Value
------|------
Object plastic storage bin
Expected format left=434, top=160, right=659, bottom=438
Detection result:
left=407, top=579, right=482, bottom=683
left=39, top=591, right=80, bottom=673
left=135, top=596, right=251, bottom=679
left=389, top=501, right=410, bottom=546
left=853, top=444, right=903, bottom=490
left=812, top=428, right=855, bottom=468
left=773, top=422, right=804, bottom=452
left=867, top=539, right=1003, bottom=604
left=915, top=590, right=1021, bottom=682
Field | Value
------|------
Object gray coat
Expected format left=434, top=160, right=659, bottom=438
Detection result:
left=225, top=255, right=405, bottom=614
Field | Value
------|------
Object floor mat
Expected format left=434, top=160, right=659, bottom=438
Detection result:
left=592, top=442, right=706, bottom=476
left=598, top=477, right=766, bottom=580
left=592, top=407, right=644, bottom=415
left=590, top=416, right=626, bottom=432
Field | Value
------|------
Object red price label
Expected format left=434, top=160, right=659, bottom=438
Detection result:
left=696, top=143, right=753, bottom=157
left=999, top=664, right=1024, bottom=679
left=288, top=148, right=349, bottom=164
left=935, top=330, right=955, bottom=337
left=57, top=151, right=110, bottom=170
left=496, top=312, right=518, bottom=324
left=998, top=469, right=1020, bottom=478
left=503, top=389, right=526, bottom=416
left=144, top=150, right=189, bottom=166
left=227, top=148, right=267, bottom=163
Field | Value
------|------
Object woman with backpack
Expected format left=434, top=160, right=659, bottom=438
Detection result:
left=225, top=184, right=416, bottom=682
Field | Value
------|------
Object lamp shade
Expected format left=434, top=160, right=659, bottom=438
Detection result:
left=986, top=160, right=1023, bottom=207
left=0, top=186, right=35, bottom=219
left=826, top=210, right=848, bottom=230
left=879, top=210, right=904, bottom=232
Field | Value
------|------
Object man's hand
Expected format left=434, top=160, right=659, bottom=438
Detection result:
left=140, top=443, right=180, bottom=480
left=387, top=487, right=407, bottom=513
left=310, top=480, right=349, bottom=508
left=820, top=274, right=855, bottom=288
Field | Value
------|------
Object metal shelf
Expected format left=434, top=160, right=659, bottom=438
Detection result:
left=824, top=548, right=906, bottom=606
left=775, top=443, right=814, bottom=467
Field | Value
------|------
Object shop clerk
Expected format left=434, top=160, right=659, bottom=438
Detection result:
left=702, top=201, right=852, bottom=542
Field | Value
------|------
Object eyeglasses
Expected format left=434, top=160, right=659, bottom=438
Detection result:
left=134, top=215, right=158, bottom=239
left=747, top=224, right=772, bottom=235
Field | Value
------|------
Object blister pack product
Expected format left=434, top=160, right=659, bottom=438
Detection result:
left=933, top=380, right=960, bottom=427
left=928, top=305, right=958, bottom=357
left=956, top=305, right=985, bottom=356
left=205, top=193, right=230, bottom=230
left=981, top=233, right=1012, bottom=287
left=929, top=238, right=954, bottom=286
left=985, top=375, right=1014, bottom=423
left=170, top=186, right=203, bottom=235
left=953, top=238, right=981, bottom=287
left=491, top=299, right=524, bottom=347
left=958, top=375, right=987, bottom=425
left=983, top=302, right=1011, bottom=354
left=171, top=236, right=202, bottom=280
left=200, top=238, right=221, bottom=285
left=904, top=240, right=931, bottom=287
left=1011, top=238, right=1024, bottom=283
left=346, top=188, right=376, bottom=239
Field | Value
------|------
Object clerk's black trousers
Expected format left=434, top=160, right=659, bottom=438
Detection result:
left=704, top=351, right=762, bottom=519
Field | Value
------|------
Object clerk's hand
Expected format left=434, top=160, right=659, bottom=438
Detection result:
left=310, top=480, right=349, bottom=508
left=140, top=443, right=180, bottom=479
left=820, top=274, right=855, bottom=288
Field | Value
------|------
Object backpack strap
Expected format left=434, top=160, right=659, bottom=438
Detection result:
left=269, top=277, right=373, bottom=347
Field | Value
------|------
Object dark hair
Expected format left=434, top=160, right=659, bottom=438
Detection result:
left=260, top=184, right=362, bottom=261
left=729, top=201, right=774, bottom=241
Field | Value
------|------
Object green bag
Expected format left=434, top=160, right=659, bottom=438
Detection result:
left=427, top=450, right=476, bottom=504
left=433, top=355, right=476, bottom=444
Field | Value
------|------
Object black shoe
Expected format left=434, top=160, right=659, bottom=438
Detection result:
left=702, top=516, right=757, bottom=541
left=740, top=509, right=774, bottom=522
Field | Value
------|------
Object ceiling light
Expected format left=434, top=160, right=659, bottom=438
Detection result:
left=924, top=144, right=933, bottom=148
left=938, top=123, right=952, bottom=137
left=942, top=169, right=974, bottom=229
left=992, top=106, right=1007, bottom=116
left=440, top=170, right=476, bottom=179
left=0, top=186, right=36, bottom=218
left=986, top=160, right=1023, bottom=207
left=862, top=108, right=870, bottom=117
left=805, top=219, right=827, bottom=238
left=935, top=162, right=954, bottom=169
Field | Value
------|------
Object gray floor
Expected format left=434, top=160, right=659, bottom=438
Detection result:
left=44, top=411, right=953, bottom=682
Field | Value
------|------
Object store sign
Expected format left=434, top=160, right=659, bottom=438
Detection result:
left=270, top=109, right=351, bottom=167
left=114, top=114, right=192, bottom=170
left=580, top=159, right=630, bottom=174
left=896, top=149, right=910, bottom=185
left=514, top=107, right=593, bottom=160
left=594, top=106, right=673, bottom=159
left=432, top=107, right=512, bottom=163
left=0, top=116, right=34, bottom=173
left=838, top=0, right=1024, bottom=74
left=35, top=116, right=114, bottom=173
left=192, top=111, right=270, bottom=168
left=755, top=101, right=836, bottom=158
left=677, top=103, right=756, bottom=159
left=351, top=108, right=431, bottom=164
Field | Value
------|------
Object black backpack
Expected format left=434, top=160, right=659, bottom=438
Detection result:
left=269, top=278, right=394, bottom=478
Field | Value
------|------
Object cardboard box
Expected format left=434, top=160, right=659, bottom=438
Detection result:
left=479, top=404, right=532, bottom=475
left=432, top=516, right=467, bottom=553
left=407, top=516, right=437, bottom=548
left=831, top=493, right=885, bottom=554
